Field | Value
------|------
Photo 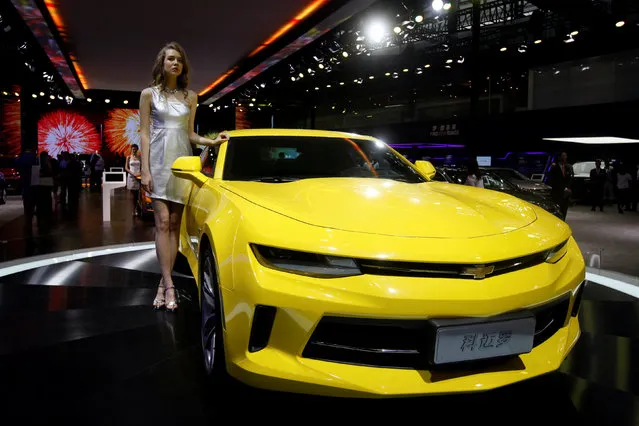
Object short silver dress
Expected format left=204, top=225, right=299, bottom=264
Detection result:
left=148, top=86, right=193, bottom=205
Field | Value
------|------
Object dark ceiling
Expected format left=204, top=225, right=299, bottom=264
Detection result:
left=48, top=0, right=318, bottom=93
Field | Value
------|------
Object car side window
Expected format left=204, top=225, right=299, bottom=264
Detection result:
left=200, top=147, right=218, bottom=178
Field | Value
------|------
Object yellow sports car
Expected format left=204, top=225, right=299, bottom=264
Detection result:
left=172, top=129, right=585, bottom=398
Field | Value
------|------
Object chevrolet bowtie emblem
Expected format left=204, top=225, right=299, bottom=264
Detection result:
left=462, top=265, right=495, bottom=279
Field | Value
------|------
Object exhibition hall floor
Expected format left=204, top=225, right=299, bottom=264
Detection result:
left=0, top=191, right=637, bottom=424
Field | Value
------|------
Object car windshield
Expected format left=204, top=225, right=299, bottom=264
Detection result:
left=491, top=168, right=529, bottom=181
left=482, top=172, right=519, bottom=191
left=223, top=136, right=427, bottom=183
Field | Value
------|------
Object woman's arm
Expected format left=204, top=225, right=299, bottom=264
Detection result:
left=124, top=155, right=132, bottom=175
left=139, top=88, right=153, bottom=192
left=187, top=91, right=229, bottom=147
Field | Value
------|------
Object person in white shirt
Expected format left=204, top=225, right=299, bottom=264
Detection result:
left=465, top=160, right=484, bottom=188
left=616, top=165, right=632, bottom=213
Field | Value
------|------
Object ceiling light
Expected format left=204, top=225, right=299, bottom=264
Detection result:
left=385, top=72, right=391, bottom=76
left=87, top=98, right=92, bottom=102
left=291, top=76, right=296, bottom=81
left=443, top=2, right=452, bottom=10
left=318, top=64, right=325, bottom=69
left=403, top=68, right=409, bottom=72
left=415, top=15, right=423, bottom=23
left=432, top=0, right=444, bottom=11
left=366, top=20, right=387, bottom=43
left=124, top=100, right=129, bottom=104
left=49, top=95, right=54, bottom=99
left=570, top=30, right=579, bottom=36
left=39, top=92, right=44, bottom=96
left=424, top=64, right=431, bottom=68
left=32, top=94, right=37, bottom=98
left=339, top=82, right=345, bottom=85
left=534, top=39, right=542, bottom=44
left=446, top=59, right=453, bottom=64
left=616, top=20, right=625, bottom=28
left=393, top=26, right=401, bottom=34
left=500, top=47, right=507, bottom=52
left=369, top=75, right=375, bottom=79
left=542, top=137, right=639, bottom=145
left=342, top=51, right=349, bottom=58
left=105, top=99, right=110, bottom=103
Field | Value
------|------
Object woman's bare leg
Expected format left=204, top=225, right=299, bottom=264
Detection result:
left=152, top=199, right=172, bottom=306
left=165, top=202, right=185, bottom=308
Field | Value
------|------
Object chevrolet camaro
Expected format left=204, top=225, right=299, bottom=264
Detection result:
left=172, top=129, right=585, bottom=398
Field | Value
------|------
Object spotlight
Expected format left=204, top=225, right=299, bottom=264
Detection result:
left=393, top=26, right=401, bottom=34
left=342, top=51, right=349, bottom=58
left=87, top=98, right=92, bottom=102
left=534, top=39, right=542, bottom=44
left=49, top=95, right=54, bottom=99
left=415, top=15, right=423, bottom=23
left=366, top=21, right=387, bottom=43
left=570, top=30, right=579, bottom=36
left=105, top=99, right=110, bottom=103
left=432, top=0, right=444, bottom=11
left=385, top=72, right=391, bottom=76
left=616, top=20, right=625, bottom=28
left=424, top=64, right=431, bottom=68
left=443, top=2, right=452, bottom=10
left=318, top=64, right=325, bottom=69
left=403, top=68, right=409, bottom=72
left=31, top=94, right=37, bottom=98
left=500, top=47, right=507, bottom=52
left=39, top=91, right=44, bottom=96
left=124, top=100, right=128, bottom=104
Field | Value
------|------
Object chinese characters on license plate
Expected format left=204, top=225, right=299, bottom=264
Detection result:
left=433, top=317, right=535, bottom=365
left=460, top=331, right=513, bottom=352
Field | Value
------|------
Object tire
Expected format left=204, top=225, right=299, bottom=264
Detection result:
left=200, top=247, right=227, bottom=380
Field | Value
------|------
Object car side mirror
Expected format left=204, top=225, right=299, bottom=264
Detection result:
left=171, top=156, right=207, bottom=184
left=414, top=160, right=437, bottom=180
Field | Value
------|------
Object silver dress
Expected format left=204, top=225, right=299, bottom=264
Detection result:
left=148, top=86, right=193, bottom=205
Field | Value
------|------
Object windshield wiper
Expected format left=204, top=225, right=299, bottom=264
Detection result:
left=249, top=177, right=300, bottom=183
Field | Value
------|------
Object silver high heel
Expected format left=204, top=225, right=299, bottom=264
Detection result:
left=164, top=285, right=179, bottom=312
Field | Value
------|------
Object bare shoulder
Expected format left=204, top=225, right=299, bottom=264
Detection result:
left=187, top=90, right=198, bottom=103
left=140, top=87, right=154, bottom=100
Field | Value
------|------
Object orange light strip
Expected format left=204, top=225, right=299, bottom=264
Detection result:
left=200, top=0, right=329, bottom=97
left=198, top=67, right=239, bottom=96
left=43, top=0, right=89, bottom=90
left=249, top=0, right=328, bottom=57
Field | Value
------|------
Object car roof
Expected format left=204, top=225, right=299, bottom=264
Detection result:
left=225, top=128, right=379, bottom=141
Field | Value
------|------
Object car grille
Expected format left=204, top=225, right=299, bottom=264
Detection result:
left=301, top=294, right=572, bottom=370
left=357, top=250, right=548, bottom=280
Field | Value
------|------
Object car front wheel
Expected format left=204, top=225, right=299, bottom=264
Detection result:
left=200, top=247, right=226, bottom=379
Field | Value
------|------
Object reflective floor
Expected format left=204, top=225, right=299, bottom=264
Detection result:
left=0, top=249, right=638, bottom=425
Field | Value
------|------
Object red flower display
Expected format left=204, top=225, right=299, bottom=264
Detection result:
left=104, top=109, right=141, bottom=155
left=38, top=110, right=101, bottom=157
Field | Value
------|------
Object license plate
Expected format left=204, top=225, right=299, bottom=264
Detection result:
left=432, top=316, right=536, bottom=365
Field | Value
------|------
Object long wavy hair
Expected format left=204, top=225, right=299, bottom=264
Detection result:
left=150, top=42, right=190, bottom=95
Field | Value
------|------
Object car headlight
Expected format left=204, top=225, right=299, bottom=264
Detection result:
left=251, top=244, right=362, bottom=278
left=544, top=240, right=569, bottom=264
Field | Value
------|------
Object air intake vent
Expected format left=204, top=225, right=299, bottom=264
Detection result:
left=248, top=305, right=277, bottom=353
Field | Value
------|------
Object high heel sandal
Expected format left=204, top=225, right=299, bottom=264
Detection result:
left=153, top=280, right=166, bottom=310
left=164, top=285, right=179, bottom=312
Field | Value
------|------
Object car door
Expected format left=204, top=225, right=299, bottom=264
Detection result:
left=184, top=147, right=218, bottom=256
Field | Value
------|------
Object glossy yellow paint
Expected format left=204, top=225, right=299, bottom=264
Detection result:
left=175, top=128, right=585, bottom=397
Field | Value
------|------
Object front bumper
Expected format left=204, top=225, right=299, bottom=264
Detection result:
left=221, top=238, right=585, bottom=398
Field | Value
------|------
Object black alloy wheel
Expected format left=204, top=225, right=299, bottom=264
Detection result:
left=200, top=247, right=226, bottom=378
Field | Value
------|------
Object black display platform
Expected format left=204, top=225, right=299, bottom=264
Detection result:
left=0, top=246, right=637, bottom=425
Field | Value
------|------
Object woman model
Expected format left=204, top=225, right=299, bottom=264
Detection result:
left=139, top=41, right=227, bottom=312
left=124, top=144, right=141, bottom=217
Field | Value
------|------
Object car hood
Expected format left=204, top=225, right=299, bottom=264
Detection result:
left=220, top=178, right=538, bottom=239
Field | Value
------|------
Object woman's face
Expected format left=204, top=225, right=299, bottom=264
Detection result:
left=163, top=48, right=183, bottom=78
left=132, top=146, right=138, bottom=156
